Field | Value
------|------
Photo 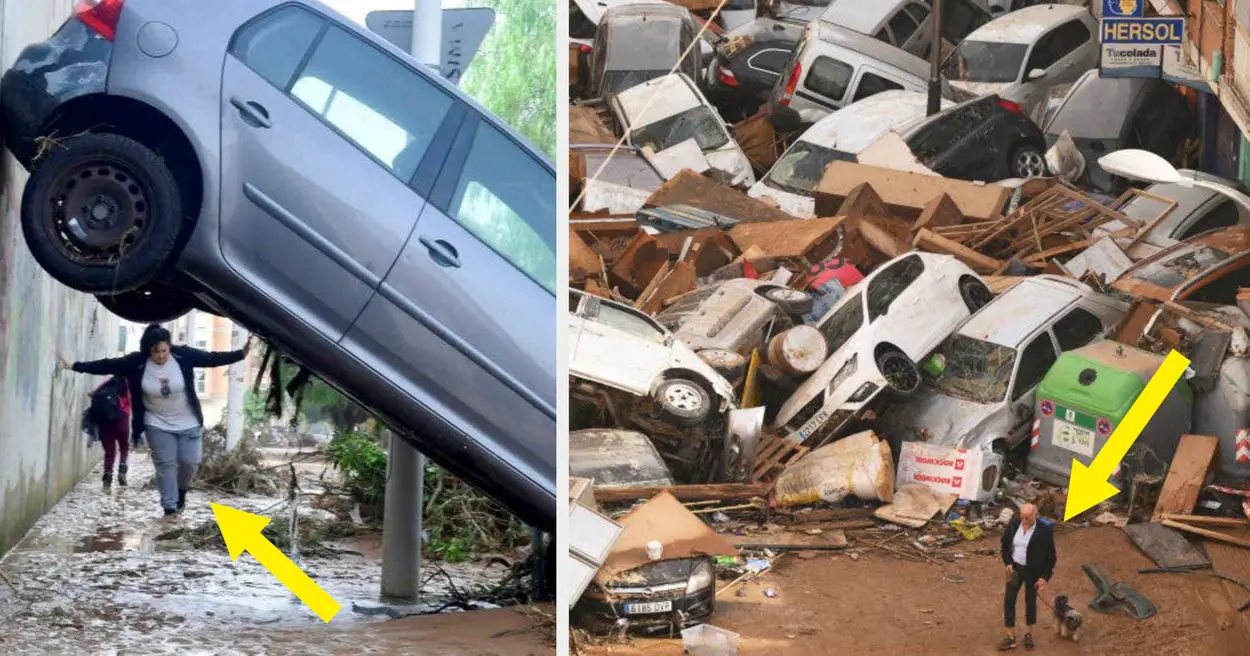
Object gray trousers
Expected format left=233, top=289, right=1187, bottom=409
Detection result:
left=146, top=425, right=203, bottom=510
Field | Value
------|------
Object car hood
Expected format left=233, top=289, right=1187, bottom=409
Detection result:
left=877, top=390, right=1006, bottom=449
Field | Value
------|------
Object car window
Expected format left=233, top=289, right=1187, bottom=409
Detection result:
left=866, top=254, right=924, bottom=321
left=1052, top=19, right=1092, bottom=56
left=817, top=292, right=864, bottom=354
left=906, top=2, right=931, bottom=27
left=763, top=139, right=855, bottom=194
left=1052, top=307, right=1104, bottom=351
left=230, top=6, right=326, bottom=89
left=907, top=98, right=992, bottom=161
left=1182, top=258, right=1250, bottom=305
left=1129, top=244, right=1231, bottom=289
left=888, top=6, right=921, bottom=43
left=593, top=301, right=668, bottom=343
left=930, top=334, right=1016, bottom=403
left=940, top=0, right=988, bottom=42
left=570, top=291, right=585, bottom=314
left=748, top=48, right=791, bottom=77
left=1012, top=333, right=1057, bottom=402
left=1179, top=200, right=1241, bottom=240
left=874, top=27, right=893, bottom=44
left=1026, top=27, right=1065, bottom=72
left=290, top=26, right=453, bottom=183
left=805, top=56, right=854, bottom=102
left=447, top=122, right=557, bottom=293
left=852, top=71, right=905, bottom=102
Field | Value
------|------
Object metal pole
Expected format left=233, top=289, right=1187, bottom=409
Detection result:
left=380, top=0, right=440, bottom=603
left=224, top=322, right=248, bottom=451
left=927, top=0, right=943, bottom=116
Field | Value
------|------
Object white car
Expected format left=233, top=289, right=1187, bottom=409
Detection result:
left=748, top=90, right=954, bottom=217
left=942, top=4, right=1098, bottom=124
left=611, top=73, right=755, bottom=187
left=774, top=251, right=994, bottom=446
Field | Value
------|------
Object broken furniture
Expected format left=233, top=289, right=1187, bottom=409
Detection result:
left=1083, top=563, right=1157, bottom=620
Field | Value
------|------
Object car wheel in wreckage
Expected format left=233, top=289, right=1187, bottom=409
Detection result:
left=654, top=378, right=712, bottom=427
left=760, top=286, right=815, bottom=316
left=21, top=133, right=185, bottom=295
left=1009, top=143, right=1048, bottom=179
left=96, top=282, right=196, bottom=323
left=876, top=348, right=921, bottom=395
left=958, top=276, right=994, bottom=313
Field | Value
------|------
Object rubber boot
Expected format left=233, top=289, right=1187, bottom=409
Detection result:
left=117, top=463, right=128, bottom=487
left=177, top=489, right=188, bottom=511
left=103, top=472, right=112, bottom=491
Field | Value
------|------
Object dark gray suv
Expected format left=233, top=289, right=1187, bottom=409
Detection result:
left=0, top=0, right=556, bottom=535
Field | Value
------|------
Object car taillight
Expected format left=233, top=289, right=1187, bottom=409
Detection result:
left=76, top=0, right=125, bottom=42
left=781, top=62, right=801, bottom=106
left=997, top=98, right=1024, bottom=114
left=579, top=44, right=592, bottom=53
left=718, top=68, right=739, bottom=87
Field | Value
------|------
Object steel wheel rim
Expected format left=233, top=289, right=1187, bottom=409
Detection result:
left=664, top=383, right=703, bottom=411
left=44, top=156, right=150, bottom=266
left=1014, top=150, right=1046, bottom=178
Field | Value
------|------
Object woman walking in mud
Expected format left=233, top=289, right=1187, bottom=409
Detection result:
left=61, top=323, right=250, bottom=517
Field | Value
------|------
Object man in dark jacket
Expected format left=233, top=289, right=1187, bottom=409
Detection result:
left=999, top=503, right=1056, bottom=651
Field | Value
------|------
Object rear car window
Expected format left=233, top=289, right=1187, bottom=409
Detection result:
left=906, top=98, right=992, bottom=162
left=888, top=7, right=921, bottom=43
left=866, top=254, right=924, bottom=321
left=230, top=6, right=326, bottom=89
left=805, top=56, right=854, bottom=102
left=852, top=71, right=905, bottom=102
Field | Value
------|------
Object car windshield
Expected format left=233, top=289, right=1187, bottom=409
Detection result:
left=786, top=0, right=832, bottom=6
left=594, top=303, right=668, bottom=344
left=630, top=106, right=730, bottom=153
left=928, top=334, right=1017, bottom=404
left=1129, top=245, right=1231, bottom=289
left=603, top=70, right=671, bottom=96
left=942, top=41, right=1027, bottom=83
left=763, top=140, right=855, bottom=194
left=816, top=292, right=864, bottom=354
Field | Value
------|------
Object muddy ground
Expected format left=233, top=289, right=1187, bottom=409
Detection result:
left=578, top=526, right=1250, bottom=655
left=0, top=446, right=552, bottom=654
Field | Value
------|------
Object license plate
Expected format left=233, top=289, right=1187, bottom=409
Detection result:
left=797, top=407, right=831, bottom=440
left=625, top=600, right=673, bottom=615
left=1052, top=420, right=1095, bottom=458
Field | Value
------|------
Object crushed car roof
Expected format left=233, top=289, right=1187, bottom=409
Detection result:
left=796, top=90, right=949, bottom=152
left=964, top=3, right=1086, bottom=44
left=957, top=276, right=1086, bottom=346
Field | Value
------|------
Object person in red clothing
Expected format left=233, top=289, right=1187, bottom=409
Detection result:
left=91, top=375, right=132, bottom=490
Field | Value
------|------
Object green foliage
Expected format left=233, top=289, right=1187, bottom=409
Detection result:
left=243, top=389, right=270, bottom=428
left=460, top=0, right=556, bottom=158
left=324, top=431, right=388, bottom=505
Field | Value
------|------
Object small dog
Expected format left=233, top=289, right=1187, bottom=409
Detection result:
left=1052, top=595, right=1084, bottom=642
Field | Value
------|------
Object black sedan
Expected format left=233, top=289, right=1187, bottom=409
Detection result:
left=707, top=40, right=795, bottom=123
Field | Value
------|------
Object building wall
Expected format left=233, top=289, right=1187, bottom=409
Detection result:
left=0, top=0, right=124, bottom=556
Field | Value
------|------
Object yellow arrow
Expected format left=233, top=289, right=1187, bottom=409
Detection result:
left=211, top=502, right=342, bottom=622
left=1063, top=349, right=1190, bottom=521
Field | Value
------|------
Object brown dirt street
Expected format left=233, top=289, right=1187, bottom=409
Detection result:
left=578, top=527, right=1250, bottom=656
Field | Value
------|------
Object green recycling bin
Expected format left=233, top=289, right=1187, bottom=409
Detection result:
left=1028, top=341, right=1192, bottom=488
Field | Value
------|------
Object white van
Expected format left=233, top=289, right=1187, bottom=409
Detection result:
left=769, top=18, right=958, bottom=125
left=749, top=90, right=954, bottom=216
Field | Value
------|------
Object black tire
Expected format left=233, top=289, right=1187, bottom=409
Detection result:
left=876, top=348, right=921, bottom=394
left=698, top=348, right=748, bottom=380
left=21, top=132, right=184, bottom=295
left=959, top=277, right=993, bottom=313
left=654, top=378, right=712, bottom=427
left=1009, top=142, right=1048, bottom=179
left=542, top=534, right=555, bottom=601
left=760, top=286, right=815, bottom=315
left=96, top=283, right=195, bottom=323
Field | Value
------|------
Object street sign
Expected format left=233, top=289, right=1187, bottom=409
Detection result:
left=1098, top=5, right=1186, bottom=80
left=365, top=8, right=495, bottom=85
left=1102, top=0, right=1145, bottom=19
left=1100, top=18, right=1185, bottom=46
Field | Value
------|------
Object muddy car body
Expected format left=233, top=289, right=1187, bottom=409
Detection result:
left=588, top=3, right=704, bottom=100
left=875, top=276, right=1128, bottom=479
left=1090, top=173, right=1250, bottom=260
left=1110, top=226, right=1250, bottom=305
left=750, top=90, right=952, bottom=217
left=0, top=0, right=556, bottom=532
left=568, top=289, right=758, bottom=483
left=898, top=92, right=1048, bottom=181
left=569, top=428, right=675, bottom=488
left=815, top=0, right=937, bottom=58
left=774, top=252, right=994, bottom=446
left=611, top=73, right=755, bottom=187
left=572, top=555, right=716, bottom=636
left=655, top=278, right=815, bottom=359
left=942, top=4, right=1098, bottom=124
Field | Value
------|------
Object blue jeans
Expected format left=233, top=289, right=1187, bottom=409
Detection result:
left=146, top=425, right=203, bottom=510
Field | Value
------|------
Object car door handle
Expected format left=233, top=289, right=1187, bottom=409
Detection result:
left=419, top=235, right=461, bottom=268
left=230, top=97, right=271, bottom=128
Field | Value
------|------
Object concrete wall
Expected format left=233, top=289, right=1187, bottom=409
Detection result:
left=0, top=0, right=123, bottom=556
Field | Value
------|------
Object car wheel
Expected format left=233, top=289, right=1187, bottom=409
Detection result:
left=21, top=132, right=184, bottom=295
left=654, top=378, right=712, bottom=427
left=760, top=286, right=815, bottom=315
left=1010, top=143, right=1048, bottom=179
left=96, top=283, right=196, bottom=323
left=959, top=277, right=994, bottom=313
left=876, top=348, right=921, bottom=394
left=698, top=348, right=748, bottom=380
left=542, top=534, right=555, bottom=601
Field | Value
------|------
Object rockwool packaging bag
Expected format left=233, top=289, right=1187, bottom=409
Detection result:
left=775, top=431, right=895, bottom=507
left=895, top=441, right=1001, bottom=503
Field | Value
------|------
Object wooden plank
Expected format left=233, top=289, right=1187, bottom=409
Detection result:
left=1161, top=513, right=1250, bottom=526
left=1153, top=435, right=1221, bottom=522
left=913, top=228, right=1003, bottom=274
left=569, top=228, right=604, bottom=281
left=813, top=161, right=1009, bottom=221
left=645, top=169, right=795, bottom=223
left=733, top=530, right=849, bottom=549
left=913, top=193, right=965, bottom=234
left=1161, top=519, right=1250, bottom=548
left=641, top=260, right=697, bottom=315
left=594, top=483, right=773, bottom=504
left=1123, top=522, right=1211, bottom=569
left=633, top=261, right=673, bottom=311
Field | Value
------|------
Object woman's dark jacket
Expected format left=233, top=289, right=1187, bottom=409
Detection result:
left=72, top=345, right=245, bottom=441
left=1000, top=517, right=1058, bottom=581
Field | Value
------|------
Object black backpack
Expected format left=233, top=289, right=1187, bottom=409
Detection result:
left=89, top=378, right=123, bottom=425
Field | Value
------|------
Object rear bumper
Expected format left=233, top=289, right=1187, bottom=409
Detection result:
left=0, top=18, right=112, bottom=166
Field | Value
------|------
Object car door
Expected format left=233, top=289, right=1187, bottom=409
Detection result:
left=577, top=296, right=674, bottom=394
left=342, top=109, right=557, bottom=493
left=1007, top=330, right=1059, bottom=444
left=219, top=6, right=456, bottom=342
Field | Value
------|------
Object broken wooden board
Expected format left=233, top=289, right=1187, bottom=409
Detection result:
left=594, top=483, right=774, bottom=505
left=1123, top=522, right=1211, bottom=570
left=912, top=193, right=966, bottom=233
left=570, top=105, right=617, bottom=145
left=1152, top=435, right=1221, bottom=522
left=875, top=483, right=958, bottom=529
left=597, top=492, right=738, bottom=581
left=752, top=433, right=810, bottom=482
left=914, top=228, right=1002, bottom=274
left=727, top=216, right=872, bottom=267
left=645, top=169, right=795, bottom=223
left=813, top=161, right=1010, bottom=222
left=733, top=529, right=848, bottom=550
left=733, top=110, right=779, bottom=172
left=639, top=259, right=697, bottom=315
left=1160, top=516, right=1250, bottom=549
